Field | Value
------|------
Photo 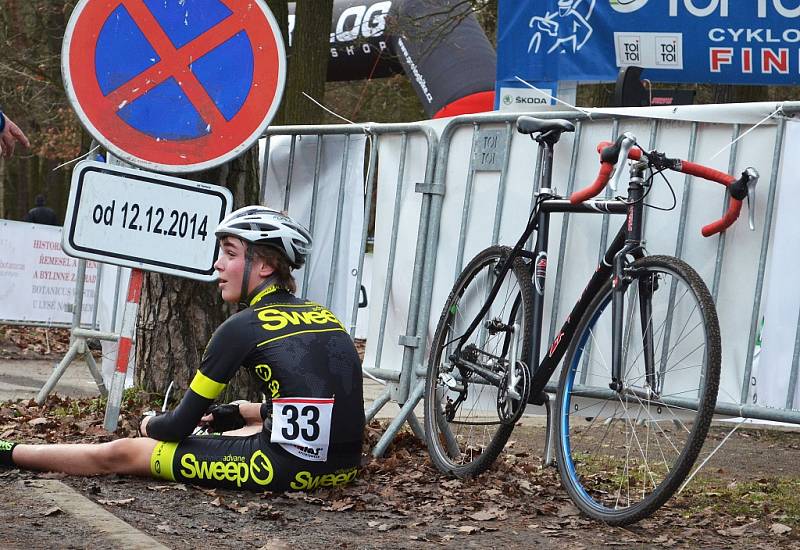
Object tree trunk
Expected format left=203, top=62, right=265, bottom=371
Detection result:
left=135, top=148, right=262, bottom=403
left=281, top=0, right=334, bottom=125
left=265, top=0, right=290, bottom=126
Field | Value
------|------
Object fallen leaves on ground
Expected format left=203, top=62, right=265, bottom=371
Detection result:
left=0, top=326, right=71, bottom=359
left=1, top=393, right=799, bottom=548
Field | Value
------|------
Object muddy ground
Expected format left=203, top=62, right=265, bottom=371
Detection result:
left=1, top=326, right=799, bottom=548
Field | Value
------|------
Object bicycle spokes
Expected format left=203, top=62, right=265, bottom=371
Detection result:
left=556, top=256, right=720, bottom=525
left=425, top=247, right=534, bottom=476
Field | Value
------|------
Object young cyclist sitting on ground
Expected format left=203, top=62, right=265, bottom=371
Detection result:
left=0, top=206, right=365, bottom=491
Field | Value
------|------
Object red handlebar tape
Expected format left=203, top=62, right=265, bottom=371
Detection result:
left=569, top=141, right=743, bottom=236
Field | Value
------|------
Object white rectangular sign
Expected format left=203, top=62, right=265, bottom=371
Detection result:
left=614, top=32, right=684, bottom=70
left=0, top=220, right=98, bottom=325
left=63, top=161, right=232, bottom=281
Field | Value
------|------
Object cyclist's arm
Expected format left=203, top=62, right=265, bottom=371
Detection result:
left=144, top=314, right=253, bottom=441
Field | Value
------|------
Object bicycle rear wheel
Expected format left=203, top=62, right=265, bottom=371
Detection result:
left=424, top=246, right=533, bottom=477
left=555, top=255, right=720, bottom=525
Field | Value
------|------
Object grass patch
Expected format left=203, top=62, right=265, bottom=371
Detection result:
left=683, top=477, right=800, bottom=528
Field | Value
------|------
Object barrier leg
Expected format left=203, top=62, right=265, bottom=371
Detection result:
left=365, top=386, right=392, bottom=422
left=405, top=410, right=425, bottom=441
left=35, top=341, right=80, bottom=405
left=372, top=379, right=424, bottom=458
left=434, top=393, right=461, bottom=458
left=83, top=348, right=108, bottom=398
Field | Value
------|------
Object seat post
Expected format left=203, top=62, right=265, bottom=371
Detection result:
left=536, top=138, right=557, bottom=195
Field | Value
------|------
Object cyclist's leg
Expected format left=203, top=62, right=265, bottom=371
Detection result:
left=10, top=437, right=158, bottom=477
left=218, top=425, right=262, bottom=437
left=154, top=431, right=360, bottom=491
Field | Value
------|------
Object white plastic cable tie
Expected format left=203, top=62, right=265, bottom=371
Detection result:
left=512, top=76, right=593, bottom=117
left=709, top=106, right=783, bottom=161
left=362, top=368, right=387, bottom=385
left=677, top=416, right=747, bottom=495
left=52, top=145, right=101, bottom=172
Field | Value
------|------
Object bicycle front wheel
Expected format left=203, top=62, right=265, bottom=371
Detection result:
left=424, top=246, right=533, bottom=477
left=555, top=255, right=720, bottom=525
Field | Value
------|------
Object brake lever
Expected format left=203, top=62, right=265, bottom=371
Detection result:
left=608, top=133, right=637, bottom=193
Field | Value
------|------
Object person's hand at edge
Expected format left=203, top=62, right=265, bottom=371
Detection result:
left=0, top=114, right=31, bottom=158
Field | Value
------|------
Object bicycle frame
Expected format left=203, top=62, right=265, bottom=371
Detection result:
left=452, top=136, right=651, bottom=406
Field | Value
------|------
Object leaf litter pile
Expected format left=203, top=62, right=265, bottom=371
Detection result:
left=0, top=325, right=72, bottom=359
left=1, top=394, right=799, bottom=548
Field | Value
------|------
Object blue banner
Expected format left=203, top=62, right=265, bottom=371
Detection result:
left=497, top=0, right=800, bottom=92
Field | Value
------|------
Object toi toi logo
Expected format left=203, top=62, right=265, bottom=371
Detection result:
left=610, top=0, right=649, bottom=13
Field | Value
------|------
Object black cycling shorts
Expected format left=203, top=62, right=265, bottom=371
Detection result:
left=149, top=431, right=360, bottom=492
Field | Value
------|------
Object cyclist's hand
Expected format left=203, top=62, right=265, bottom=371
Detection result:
left=138, top=411, right=159, bottom=437
left=200, top=403, right=246, bottom=433
left=0, top=115, right=30, bottom=158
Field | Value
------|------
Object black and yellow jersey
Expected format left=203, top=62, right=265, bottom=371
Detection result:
left=146, top=280, right=365, bottom=458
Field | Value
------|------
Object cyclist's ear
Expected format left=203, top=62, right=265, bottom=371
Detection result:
left=255, top=259, right=275, bottom=279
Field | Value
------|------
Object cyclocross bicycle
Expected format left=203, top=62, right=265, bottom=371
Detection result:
left=423, top=116, right=759, bottom=525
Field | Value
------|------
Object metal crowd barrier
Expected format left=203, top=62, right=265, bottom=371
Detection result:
left=22, top=103, right=800, bottom=451
left=260, top=122, right=438, bottom=455
left=0, top=258, right=106, bottom=331
left=261, top=105, right=800, bottom=459
left=2, top=211, right=129, bottom=403
left=395, top=103, right=800, bottom=439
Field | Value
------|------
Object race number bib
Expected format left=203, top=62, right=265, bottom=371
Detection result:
left=271, top=397, right=334, bottom=462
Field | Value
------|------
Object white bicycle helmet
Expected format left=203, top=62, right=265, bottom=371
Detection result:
left=215, top=206, right=312, bottom=268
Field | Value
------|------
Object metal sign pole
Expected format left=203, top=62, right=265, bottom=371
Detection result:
left=104, top=268, right=143, bottom=431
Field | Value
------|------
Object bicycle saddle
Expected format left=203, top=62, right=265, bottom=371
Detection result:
left=516, top=116, right=575, bottom=136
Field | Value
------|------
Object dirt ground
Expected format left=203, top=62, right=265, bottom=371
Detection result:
left=1, top=326, right=799, bottom=549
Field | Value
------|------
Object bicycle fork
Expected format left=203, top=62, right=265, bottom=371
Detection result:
left=610, top=161, right=649, bottom=394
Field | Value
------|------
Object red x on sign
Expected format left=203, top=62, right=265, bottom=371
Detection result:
left=63, top=0, right=286, bottom=173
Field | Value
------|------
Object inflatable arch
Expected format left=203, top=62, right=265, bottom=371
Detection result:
left=288, top=0, right=497, bottom=118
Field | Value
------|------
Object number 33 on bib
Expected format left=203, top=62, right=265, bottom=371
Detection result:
left=271, top=397, right=334, bottom=462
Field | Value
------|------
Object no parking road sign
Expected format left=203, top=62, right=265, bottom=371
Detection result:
left=63, top=0, right=286, bottom=173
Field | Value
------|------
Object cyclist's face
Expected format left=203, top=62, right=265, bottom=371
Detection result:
left=215, top=237, right=276, bottom=302
left=215, top=237, right=246, bottom=302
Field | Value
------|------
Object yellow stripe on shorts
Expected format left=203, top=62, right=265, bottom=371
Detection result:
left=150, top=441, right=179, bottom=481
left=189, top=371, right=226, bottom=400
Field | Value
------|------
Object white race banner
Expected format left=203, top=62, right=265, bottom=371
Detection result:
left=0, top=219, right=98, bottom=325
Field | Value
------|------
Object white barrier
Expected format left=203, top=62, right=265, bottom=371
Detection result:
left=758, top=120, right=800, bottom=410
left=0, top=220, right=99, bottom=326
left=368, top=103, right=799, bottom=421
left=262, top=134, right=366, bottom=331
